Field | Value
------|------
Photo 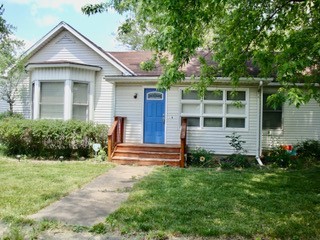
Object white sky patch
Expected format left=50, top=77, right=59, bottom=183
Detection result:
left=35, top=15, right=59, bottom=27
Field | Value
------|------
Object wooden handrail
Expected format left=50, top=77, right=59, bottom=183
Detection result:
left=107, top=116, right=126, bottom=161
left=180, top=117, right=187, bottom=168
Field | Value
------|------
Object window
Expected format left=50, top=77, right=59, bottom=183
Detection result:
left=40, top=82, right=64, bottom=119
left=181, top=89, right=248, bottom=129
left=73, top=82, right=88, bottom=121
left=147, top=91, right=164, bottom=100
left=263, top=93, right=282, bottom=129
left=38, top=81, right=89, bottom=121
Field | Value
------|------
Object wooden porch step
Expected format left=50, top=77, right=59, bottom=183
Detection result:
left=116, top=143, right=181, bottom=153
left=110, top=143, right=182, bottom=167
left=113, top=150, right=180, bottom=159
left=111, top=156, right=180, bottom=167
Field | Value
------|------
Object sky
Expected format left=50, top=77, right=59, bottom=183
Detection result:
left=2, top=0, right=127, bottom=52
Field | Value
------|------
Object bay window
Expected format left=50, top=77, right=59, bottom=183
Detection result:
left=181, top=89, right=248, bottom=129
left=36, top=81, right=89, bottom=121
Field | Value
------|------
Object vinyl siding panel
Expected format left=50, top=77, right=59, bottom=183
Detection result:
left=0, top=100, right=8, bottom=112
left=262, top=100, right=320, bottom=149
left=28, top=30, right=121, bottom=125
left=115, top=83, right=146, bottom=143
left=12, top=75, right=31, bottom=118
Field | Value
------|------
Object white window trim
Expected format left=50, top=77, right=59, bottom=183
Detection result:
left=180, top=88, right=249, bottom=131
left=34, top=79, right=92, bottom=121
left=72, top=81, right=89, bottom=121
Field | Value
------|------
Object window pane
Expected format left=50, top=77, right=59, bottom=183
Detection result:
left=40, top=104, right=63, bottom=119
left=263, top=112, right=282, bottom=129
left=41, top=82, right=64, bottom=103
left=227, top=91, right=246, bottom=101
left=40, top=82, right=64, bottom=119
left=204, top=118, right=222, bottom=127
left=182, top=90, right=199, bottom=100
left=186, top=117, right=200, bottom=127
left=204, top=90, right=223, bottom=100
left=73, top=105, right=88, bottom=121
left=226, top=104, right=245, bottom=114
left=73, top=83, right=88, bottom=104
left=147, top=91, right=163, bottom=100
left=204, top=104, right=223, bottom=114
left=226, top=118, right=245, bottom=128
left=182, top=104, right=200, bottom=114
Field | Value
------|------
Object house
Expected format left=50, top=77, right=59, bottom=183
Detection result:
left=1, top=21, right=319, bottom=166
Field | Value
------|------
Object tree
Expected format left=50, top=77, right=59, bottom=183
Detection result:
left=82, top=0, right=320, bottom=106
left=0, top=4, right=25, bottom=112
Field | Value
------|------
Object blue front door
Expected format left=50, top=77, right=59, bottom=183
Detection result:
left=144, top=88, right=166, bottom=144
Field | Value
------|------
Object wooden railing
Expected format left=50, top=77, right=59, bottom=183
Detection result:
left=108, top=116, right=126, bottom=161
left=180, top=117, right=187, bottom=168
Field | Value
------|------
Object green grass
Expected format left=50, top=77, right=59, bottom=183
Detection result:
left=107, top=167, right=320, bottom=239
left=0, top=158, right=113, bottom=223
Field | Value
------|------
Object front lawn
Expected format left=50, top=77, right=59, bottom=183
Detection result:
left=107, top=167, right=320, bottom=239
left=0, top=158, right=113, bottom=223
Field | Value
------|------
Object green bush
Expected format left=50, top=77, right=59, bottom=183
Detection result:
left=188, top=147, right=215, bottom=167
left=0, top=119, right=108, bottom=159
left=295, top=139, right=320, bottom=162
left=264, top=147, right=292, bottom=168
left=0, top=111, right=24, bottom=120
left=220, top=154, right=252, bottom=169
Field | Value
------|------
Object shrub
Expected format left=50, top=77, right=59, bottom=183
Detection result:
left=264, top=147, right=292, bottom=168
left=188, top=147, right=215, bottom=167
left=0, top=111, right=24, bottom=120
left=295, top=139, right=320, bottom=162
left=222, top=132, right=251, bottom=169
left=0, top=119, right=108, bottom=159
left=220, top=154, right=252, bottom=169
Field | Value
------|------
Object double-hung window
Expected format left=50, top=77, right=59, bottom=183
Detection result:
left=181, top=89, right=248, bottom=129
left=263, top=93, right=282, bottom=129
left=73, top=82, right=88, bottom=121
left=40, top=82, right=64, bottom=119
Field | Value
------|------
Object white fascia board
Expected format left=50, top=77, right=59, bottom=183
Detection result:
left=104, top=76, right=274, bottom=84
left=23, top=22, right=134, bottom=76
left=26, top=62, right=102, bottom=72
left=104, top=76, right=159, bottom=83
left=267, top=82, right=320, bottom=87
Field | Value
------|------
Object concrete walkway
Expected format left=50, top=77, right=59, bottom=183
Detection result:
left=29, top=165, right=154, bottom=226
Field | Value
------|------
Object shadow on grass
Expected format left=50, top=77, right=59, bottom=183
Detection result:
left=107, top=167, right=320, bottom=239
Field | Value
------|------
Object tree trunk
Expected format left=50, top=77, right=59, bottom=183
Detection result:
left=9, top=102, right=13, bottom=113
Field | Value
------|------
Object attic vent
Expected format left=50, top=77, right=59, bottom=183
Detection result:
left=56, top=34, right=76, bottom=44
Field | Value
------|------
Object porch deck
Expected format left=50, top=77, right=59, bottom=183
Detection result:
left=110, top=143, right=182, bottom=166
left=108, top=117, right=187, bottom=167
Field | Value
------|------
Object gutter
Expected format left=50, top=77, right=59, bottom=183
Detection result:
left=255, top=80, right=264, bottom=166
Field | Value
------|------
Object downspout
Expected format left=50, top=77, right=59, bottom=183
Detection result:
left=256, top=81, right=264, bottom=166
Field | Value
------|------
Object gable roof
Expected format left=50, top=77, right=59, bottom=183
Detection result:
left=23, top=21, right=134, bottom=76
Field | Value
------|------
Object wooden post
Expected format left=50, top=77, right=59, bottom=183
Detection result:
left=180, top=118, right=187, bottom=168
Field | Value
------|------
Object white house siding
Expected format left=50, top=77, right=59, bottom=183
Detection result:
left=114, top=83, right=147, bottom=143
left=0, top=100, right=8, bottom=113
left=28, top=30, right=121, bottom=125
left=6, top=74, right=31, bottom=118
left=262, top=100, right=320, bottom=149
